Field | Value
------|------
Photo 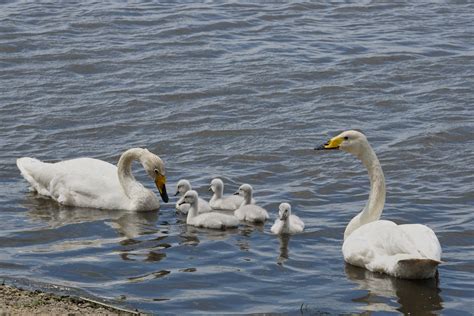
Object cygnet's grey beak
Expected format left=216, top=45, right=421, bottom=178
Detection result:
left=233, top=191, right=239, bottom=195
left=178, top=200, right=187, bottom=206
left=174, top=191, right=179, bottom=196
left=208, top=186, right=212, bottom=192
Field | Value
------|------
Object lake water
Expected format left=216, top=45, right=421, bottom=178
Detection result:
left=0, top=2, right=473, bottom=314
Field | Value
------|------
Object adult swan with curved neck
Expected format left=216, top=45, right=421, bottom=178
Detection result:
left=17, top=148, right=169, bottom=211
left=316, top=130, right=441, bottom=279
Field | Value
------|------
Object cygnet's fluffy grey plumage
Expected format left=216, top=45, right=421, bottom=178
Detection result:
left=234, top=184, right=269, bottom=223
left=209, top=178, right=251, bottom=211
left=179, top=190, right=239, bottom=230
left=175, top=179, right=212, bottom=214
left=271, top=203, right=305, bottom=234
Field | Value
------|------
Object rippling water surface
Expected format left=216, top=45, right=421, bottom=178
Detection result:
left=1, top=2, right=473, bottom=314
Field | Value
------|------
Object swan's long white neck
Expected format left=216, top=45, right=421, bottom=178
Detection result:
left=117, top=148, right=147, bottom=198
left=243, top=191, right=252, bottom=205
left=344, top=143, right=386, bottom=240
left=186, top=200, right=199, bottom=222
left=281, top=216, right=290, bottom=232
left=213, top=185, right=223, bottom=199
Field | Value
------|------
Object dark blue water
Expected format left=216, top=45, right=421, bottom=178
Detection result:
left=1, top=2, right=473, bottom=314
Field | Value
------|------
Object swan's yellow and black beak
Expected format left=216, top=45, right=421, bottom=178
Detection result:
left=315, top=136, right=342, bottom=150
left=155, top=174, right=169, bottom=203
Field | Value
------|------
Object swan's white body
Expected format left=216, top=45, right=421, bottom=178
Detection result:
left=209, top=178, right=254, bottom=211
left=17, top=148, right=168, bottom=212
left=318, top=130, right=442, bottom=279
left=271, top=203, right=305, bottom=234
left=234, top=184, right=269, bottom=223
left=180, top=190, right=239, bottom=230
left=175, top=179, right=212, bottom=214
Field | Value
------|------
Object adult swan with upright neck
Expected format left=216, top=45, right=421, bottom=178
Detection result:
left=17, top=148, right=169, bottom=211
left=316, top=130, right=441, bottom=279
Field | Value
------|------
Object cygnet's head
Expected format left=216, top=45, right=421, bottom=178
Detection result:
left=141, top=149, right=169, bottom=203
left=175, top=179, right=192, bottom=196
left=278, top=203, right=292, bottom=220
left=178, top=190, right=198, bottom=206
left=236, top=184, right=253, bottom=198
left=209, top=178, right=224, bottom=194
left=315, top=130, right=369, bottom=158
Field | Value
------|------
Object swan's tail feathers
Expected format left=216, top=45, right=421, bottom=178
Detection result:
left=16, top=157, right=52, bottom=196
left=395, top=258, right=441, bottom=279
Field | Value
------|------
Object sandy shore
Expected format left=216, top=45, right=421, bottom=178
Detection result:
left=0, top=283, right=140, bottom=315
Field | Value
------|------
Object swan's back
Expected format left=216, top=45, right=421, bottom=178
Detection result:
left=17, top=157, right=137, bottom=210
left=289, top=215, right=305, bottom=232
left=17, top=157, right=55, bottom=195
left=399, top=224, right=442, bottom=260
left=235, top=204, right=269, bottom=223
left=191, top=212, right=239, bottom=229
left=17, top=157, right=118, bottom=194
left=177, top=197, right=212, bottom=214
left=343, top=220, right=441, bottom=279
left=210, top=194, right=244, bottom=211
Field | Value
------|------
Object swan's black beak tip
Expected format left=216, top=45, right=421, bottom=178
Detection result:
left=160, top=185, right=169, bottom=203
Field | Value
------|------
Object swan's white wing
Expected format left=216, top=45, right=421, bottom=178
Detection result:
left=18, top=157, right=117, bottom=196
left=343, top=220, right=423, bottom=273
left=226, top=195, right=245, bottom=209
left=271, top=219, right=283, bottom=234
left=290, top=214, right=305, bottom=230
left=48, top=170, right=129, bottom=210
left=194, top=212, right=238, bottom=229
left=198, top=198, right=213, bottom=213
left=18, top=157, right=135, bottom=210
left=399, top=224, right=442, bottom=260
left=235, top=205, right=268, bottom=223
left=17, top=158, right=55, bottom=195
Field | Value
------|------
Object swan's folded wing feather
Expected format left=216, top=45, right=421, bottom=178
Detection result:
left=399, top=224, right=442, bottom=260
left=198, top=198, right=213, bottom=213
left=48, top=170, right=126, bottom=209
left=17, top=158, right=56, bottom=195
left=344, top=220, right=422, bottom=268
left=271, top=219, right=283, bottom=234
left=290, top=215, right=305, bottom=229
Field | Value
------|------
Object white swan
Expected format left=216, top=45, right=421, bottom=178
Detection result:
left=179, top=190, right=239, bottom=230
left=271, top=203, right=305, bottom=234
left=175, top=179, right=212, bottom=214
left=316, top=130, right=442, bottom=279
left=234, top=184, right=269, bottom=223
left=17, top=148, right=169, bottom=211
left=209, top=178, right=247, bottom=211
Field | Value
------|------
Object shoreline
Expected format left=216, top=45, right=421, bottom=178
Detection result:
left=0, top=283, right=141, bottom=315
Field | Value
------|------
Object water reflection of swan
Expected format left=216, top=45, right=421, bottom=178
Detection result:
left=277, top=234, right=290, bottom=265
left=24, top=193, right=159, bottom=239
left=345, top=264, right=442, bottom=314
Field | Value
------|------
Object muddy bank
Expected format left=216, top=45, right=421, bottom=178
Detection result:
left=0, top=283, right=140, bottom=315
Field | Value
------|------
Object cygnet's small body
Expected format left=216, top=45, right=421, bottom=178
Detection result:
left=234, top=184, right=269, bottom=223
left=175, top=179, right=212, bottom=214
left=271, top=203, right=305, bottom=234
left=179, top=190, right=239, bottom=230
left=209, top=178, right=252, bottom=211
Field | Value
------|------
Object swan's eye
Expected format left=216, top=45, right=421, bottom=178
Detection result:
left=343, top=136, right=349, bottom=140
left=154, top=169, right=159, bottom=174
